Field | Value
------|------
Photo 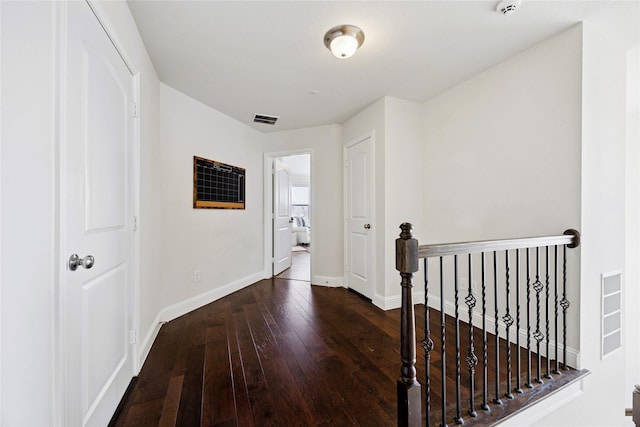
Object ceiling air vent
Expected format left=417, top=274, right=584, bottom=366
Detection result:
left=253, top=114, right=279, bottom=125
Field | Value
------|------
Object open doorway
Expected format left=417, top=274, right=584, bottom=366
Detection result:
left=265, top=152, right=312, bottom=282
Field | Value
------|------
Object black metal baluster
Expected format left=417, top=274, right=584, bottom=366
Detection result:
left=515, top=249, right=523, bottom=393
left=553, top=246, right=560, bottom=375
left=534, top=248, right=544, bottom=384
left=526, top=248, right=533, bottom=388
left=503, top=251, right=514, bottom=399
left=560, top=245, right=571, bottom=370
left=454, top=256, right=463, bottom=424
left=423, top=258, right=434, bottom=427
left=493, top=251, right=502, bottom=405
left=481, top=253, right=489, bottom=411
left=544, top=247, right=551, bottom=380
left=466, top=254, right=478, bottom=417
left=440, top=257, right=449, bottom=427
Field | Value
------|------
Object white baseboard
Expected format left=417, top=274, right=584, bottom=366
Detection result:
left=159, top=271, right=266, bottom=322
left=373, top=291, right=425, bottom=311
left=373, top=293, right=399, bottom=310
left=137, top=311, right=163, bottom=372
left=136, top=271, right=266, bottom=370
left=312, top=275, right=344, bottom=287
left=427, top=293, right=580, bottom=368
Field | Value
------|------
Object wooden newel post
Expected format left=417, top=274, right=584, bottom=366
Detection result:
left=397, top=223, right=422, bottom=427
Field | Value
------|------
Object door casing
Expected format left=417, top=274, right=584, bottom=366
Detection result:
left=263, top=150, right=313, bottom=280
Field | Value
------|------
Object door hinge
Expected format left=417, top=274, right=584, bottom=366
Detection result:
left=129, top=102, right=138, bottom=118
left=129, top=329, right=138, bottom=344
left=133, top=215, right=138, bottom=231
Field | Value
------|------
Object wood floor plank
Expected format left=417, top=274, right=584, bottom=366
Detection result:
left=202, top=323, right=235, bottom=426
left=175, top=344, right=205, bottom=426
left=120, top=398, right=164, bottom=427
left=224, top=302, right=253, bottom=427
left=158, top=375, right=183, bottom=427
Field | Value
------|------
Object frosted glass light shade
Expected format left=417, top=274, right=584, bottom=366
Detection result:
left=330, top=35, right=358, bottom=58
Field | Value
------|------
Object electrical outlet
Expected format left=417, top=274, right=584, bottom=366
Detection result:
left=194, top=270, right=201, bottom=282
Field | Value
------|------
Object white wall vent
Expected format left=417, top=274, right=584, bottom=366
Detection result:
left=601, top=271, right=623, bottom=359
left=253, top=114, right=279, bottom=125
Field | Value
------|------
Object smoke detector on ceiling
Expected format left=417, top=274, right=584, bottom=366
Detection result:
left=496, top=0, right=521, bottom=15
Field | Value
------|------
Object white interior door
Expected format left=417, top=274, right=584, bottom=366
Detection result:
left=273, top=159, right=292, bottom=275
left=345, top=136, right=374, bottom=299
left=61, top=2, right=135, bottom=425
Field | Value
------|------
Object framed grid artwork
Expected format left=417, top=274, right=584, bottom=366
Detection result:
left=193, top=156, right=245, bottom=209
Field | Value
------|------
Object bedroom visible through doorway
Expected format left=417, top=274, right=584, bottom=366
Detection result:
left=275, top=153, right=311, bottom=282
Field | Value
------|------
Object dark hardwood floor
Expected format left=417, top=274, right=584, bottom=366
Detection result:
left=112, top=278, right=402, bottom=426
left=111, top=276, right=585, bottom=426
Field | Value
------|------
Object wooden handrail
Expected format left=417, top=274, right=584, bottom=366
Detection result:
left=418, top=229, right=580, bottom=259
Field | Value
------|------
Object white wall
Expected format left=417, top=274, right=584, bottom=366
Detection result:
left=157, top=84, right=264, bottom=315
left=624, top=45, right=640, bottom=409
left=536, top=23, right=629, bottom=426
left=422, top=26, right=583, bottom=244
left=383, top=97, right=424, bottom=303
left=1, top=2, right=56, bottom=424
left=262, top=125, right=344, bottom=284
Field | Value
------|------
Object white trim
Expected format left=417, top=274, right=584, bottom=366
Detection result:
left=373, top=294, right=399, bottom=310
left=427, top=293, right=580, bottom=368
left=131, top=71, right=142, bottom=374
left=160, top=271, right=266, bottom=323
left=0, top=2, right=3, bottom=421
left=263, top=149, right=314, bottom=279
left=498, top=378, right=585, bottom=426
left=343, top=131, right=376, bottom=300
left=51, top=2, right=65, bottom=425
left=85, top=0, right=137, bottom=75
left=137, top=270, right=267, bottom=370
left=137, top=311, right=163, bottom=370
left=55, top=2, right=70, bottom=425
left=373, top=291, right=425, bottom=311
left=311, top=275, right=344, bottom=287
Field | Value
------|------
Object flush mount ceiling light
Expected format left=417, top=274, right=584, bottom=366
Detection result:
left=323, top=25, right=365, bottom=59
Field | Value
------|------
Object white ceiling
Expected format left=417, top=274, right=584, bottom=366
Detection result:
left=127, top=1, right=639, bottom=133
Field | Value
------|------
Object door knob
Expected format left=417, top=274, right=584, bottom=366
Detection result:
left=68, top=254, right=95, bottom=271
left=364, top=224, right=371, bottom=229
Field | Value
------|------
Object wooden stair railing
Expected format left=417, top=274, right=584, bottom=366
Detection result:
left=397, top=223, right=581, bottom=427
